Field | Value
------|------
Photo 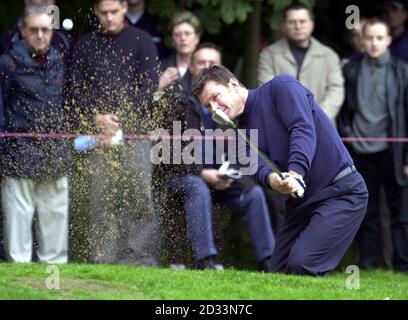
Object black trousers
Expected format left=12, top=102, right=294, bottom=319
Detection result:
left=351, top=148, right=408, bottom=271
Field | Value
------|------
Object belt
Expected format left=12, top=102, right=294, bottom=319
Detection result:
left=332, top=165, right=356, bottom=184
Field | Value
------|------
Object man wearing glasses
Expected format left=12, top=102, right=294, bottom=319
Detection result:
left=0, top=0, right=72, bottom=61
left=258, top=3, right=344, bottom=125
left=0, top=4, right=70, bottom=263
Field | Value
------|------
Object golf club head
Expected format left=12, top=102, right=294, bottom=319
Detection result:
left=212, top=109, right=236, bottom=129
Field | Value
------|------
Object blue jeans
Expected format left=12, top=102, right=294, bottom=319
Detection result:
left=167, top=175, right=275, bottom=261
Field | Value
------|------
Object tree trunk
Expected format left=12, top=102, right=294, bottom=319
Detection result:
left=241, top=0, right=262, bottom=89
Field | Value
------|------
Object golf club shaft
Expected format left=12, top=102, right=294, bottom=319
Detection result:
left=212, top=109, right=285, bottom=179
left=236, top=129, right=285, bottom=180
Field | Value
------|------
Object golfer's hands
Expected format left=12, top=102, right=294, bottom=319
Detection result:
left=159, top=67, right=179, bottom=89
left=95, top=114, right=120, bottom=147
left=200, top=169, right=233, bottom=190
left=268, top=170, right=305, bottom=198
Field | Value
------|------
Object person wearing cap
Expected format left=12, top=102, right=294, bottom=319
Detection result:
left=381, top=0, right=408, bottom=62
left=338, top=18, right=408, bottom=272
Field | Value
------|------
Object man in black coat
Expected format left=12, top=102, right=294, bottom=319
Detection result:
left=68, top=0, right=160, bottom=266
left=337, top=18, right=408, bottom=272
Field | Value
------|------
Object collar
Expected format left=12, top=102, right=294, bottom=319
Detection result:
left=288, top=39, right=310, bottom=52
left=125, top=12, right=143, bottom=25
left=282, top=37, right=325, bottom=56
left=364, top=50, right=390, bottom=67
left=237, top=89, right=255, bottom=125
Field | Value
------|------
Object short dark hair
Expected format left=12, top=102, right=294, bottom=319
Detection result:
left=93, top=0, right=126, bottom=5
left=192, top=65, right=238, bottom=99
left=362, top=17, right=391, bottom=36
left=283, top=3, right=314, bottom=21
left=193, top=42, right=222, bottom=56
left=196, top=42, right=221, bottom=52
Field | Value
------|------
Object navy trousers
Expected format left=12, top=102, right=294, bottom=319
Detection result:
left=167, top=175, right=276, bottom=261
left=270, top=171, right=368, bottom=276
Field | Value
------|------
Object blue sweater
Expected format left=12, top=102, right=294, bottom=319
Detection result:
left=237, top=74, right=354, bottom=199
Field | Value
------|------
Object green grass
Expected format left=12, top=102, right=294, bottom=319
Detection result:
left=0, top=263, right=407, bottom=300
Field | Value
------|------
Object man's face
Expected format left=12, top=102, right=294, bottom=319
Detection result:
left=198, top=79, right=243, bottom=120
left=21, top=13, right=53, bottom=55
left=25, top=0, right=55, bottom=5
left=171, top=22, right=200, bottom=56
left=94, top=0, right=128, bottom=35
left=283, top=9, right=314, bottom=43
left=350, top=31, right=365, bottom=53
left=382, top=6, right=407, bottom=29
left=363, top=23, right=391, bottom=59
left=190, top=48, right=221, bottom=78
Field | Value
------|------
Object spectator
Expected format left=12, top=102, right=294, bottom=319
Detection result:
left=68, top=0, right=160, bottom=265
left=381, top=0, right=408, bottom=62
left=158, top=11, right=201, bottom=93
left=162, top=43, right=276, bottom=271
left=0, top=0, right=72, bottom=62
left=125, top=0, right=168, bottom=59
left=0, top=4, right=71, bottom=263
left=342, top=17, right=367, bottom=66
left=337, top=18, right=408, bottom=271
left=258, top=3, right=344, bottom=125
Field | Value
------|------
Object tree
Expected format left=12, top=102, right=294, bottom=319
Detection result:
left=148, top=0, right=316, bottom=88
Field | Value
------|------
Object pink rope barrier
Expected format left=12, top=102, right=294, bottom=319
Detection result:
left=1, top=133, right=408, bottom=142
left=0, top=132, right=234, bottom=141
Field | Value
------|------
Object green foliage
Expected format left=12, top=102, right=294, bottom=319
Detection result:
left=148, top=0, right=178, bottom=21
left=219, top=0, right=253, bottom=24
left=148, top=0, right=252, bottom=35
left=195, top=7, right=222, bottom=34
left=147, top=0, right=316, bottom=37
left=300, top=0, right=317, bottom=9
left=0, top=2, right=24, bottom=31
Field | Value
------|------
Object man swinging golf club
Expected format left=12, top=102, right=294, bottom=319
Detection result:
left=192, top=65, right=368, bottom=276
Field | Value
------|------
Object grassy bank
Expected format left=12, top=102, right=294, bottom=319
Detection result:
left=0, top=263, right=407, bottom=300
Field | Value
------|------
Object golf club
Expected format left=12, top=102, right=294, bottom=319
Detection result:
left=212, top=108, right=305, bottom=198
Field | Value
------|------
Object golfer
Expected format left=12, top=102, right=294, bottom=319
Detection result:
left=192, top=65, right=368, bottom=276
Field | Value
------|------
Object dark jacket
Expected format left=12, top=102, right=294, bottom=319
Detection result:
left=67, top=26, right=159, bottom=134
left=0, top=39, right=71, bottom=179
left=125, top=13, right=169, bottom=59
left=160, top=53, right=193, bottom=96
left=337, top=55, right=408, bottom=186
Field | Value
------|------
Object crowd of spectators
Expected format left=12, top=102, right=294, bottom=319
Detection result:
left=0, top=0, right=407, bottom=275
